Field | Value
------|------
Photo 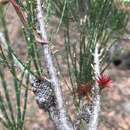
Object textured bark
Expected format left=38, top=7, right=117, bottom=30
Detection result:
left=88, top=44, right=101, bottom=130
left=36, top=1, right=75, bottom=130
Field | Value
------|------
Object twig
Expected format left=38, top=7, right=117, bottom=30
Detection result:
left=36, top=1, right=75, bottom=130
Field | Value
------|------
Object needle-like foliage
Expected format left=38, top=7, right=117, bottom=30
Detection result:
left=45, top=0, right=128, bottom=88
left=0, top=5, right=30, bottom=130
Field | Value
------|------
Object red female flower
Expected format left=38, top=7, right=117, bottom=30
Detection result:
left=97, top=74, right=112, bottom=89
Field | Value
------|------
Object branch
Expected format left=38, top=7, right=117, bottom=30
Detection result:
left=36, top=1, right=74, bottom=130
left=88, top=44, right=101, bottom=130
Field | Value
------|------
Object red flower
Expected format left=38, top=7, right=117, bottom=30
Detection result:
left=97, top=74, right=112, bottom=89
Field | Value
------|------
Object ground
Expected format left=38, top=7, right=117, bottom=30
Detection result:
left=0, top=3, right=130, bottom=130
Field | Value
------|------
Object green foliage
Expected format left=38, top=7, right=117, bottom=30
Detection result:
left=45, top=0, right=128, bottom=88
left=0, top=5, right=30, bottom=130
left=0, top=68, right=29, bottom=130
left=22, top=0, right=43, bottom=77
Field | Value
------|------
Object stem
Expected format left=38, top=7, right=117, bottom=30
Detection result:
left=36, top=1, right=74, bottom=130
left=88, top=44, right=101, bottom=130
